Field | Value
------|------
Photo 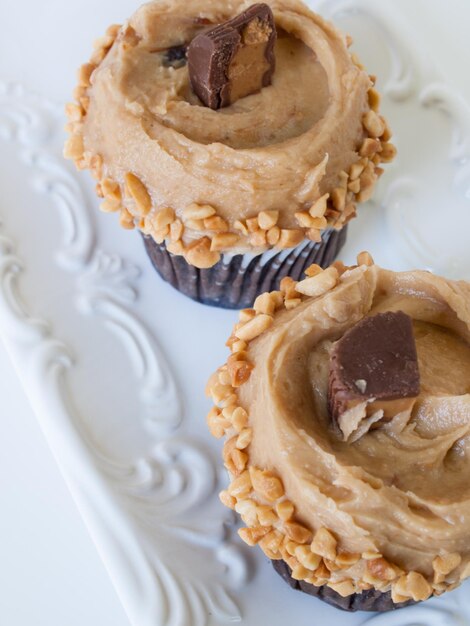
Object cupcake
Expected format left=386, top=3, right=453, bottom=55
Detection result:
left=207, top=252, right=470, bottom=611
left=64, top=0, right=395, bottom=309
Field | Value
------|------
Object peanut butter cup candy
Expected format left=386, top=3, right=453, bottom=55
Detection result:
left=207, top=253, right=470, bottom=610
left=64, top=0, right=395, bottom=308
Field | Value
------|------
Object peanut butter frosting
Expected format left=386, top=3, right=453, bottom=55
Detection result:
left=207, top=254, right=470, bottom=602
left=64, top=0, right=396, bottom=268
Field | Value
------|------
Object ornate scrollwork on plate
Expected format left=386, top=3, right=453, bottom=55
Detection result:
left=421, top=83, right=470, bottom=197
left=0, top=80, right=245, bottom=625
left=78, top=251, right=183, bottom=431
left=0, top=81, right=95, bottom=270
left=319, top=0, right=418, bottom=101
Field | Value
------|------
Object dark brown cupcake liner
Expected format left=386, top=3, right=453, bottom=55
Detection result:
left=272, top=559, right=415, bottom=612
left=142, top=226, right=348, bottom=309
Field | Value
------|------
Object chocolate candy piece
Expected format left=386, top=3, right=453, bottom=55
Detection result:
left=328, top=311, right=420, bottom=435
left=187, top=3, right=276, bottom=109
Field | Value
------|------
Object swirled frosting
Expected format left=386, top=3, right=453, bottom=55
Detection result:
left=240, top=265, right=470, bottom=585
left=65, top=0, right=394, bottom=265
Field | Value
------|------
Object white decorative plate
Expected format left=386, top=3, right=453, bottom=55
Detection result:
left=1, top=1, right=469, bottom=625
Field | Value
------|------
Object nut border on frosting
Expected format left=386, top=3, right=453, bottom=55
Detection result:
left=64, top=3, right=396, bottom=269
left=206, top=252, right=470, bottom=603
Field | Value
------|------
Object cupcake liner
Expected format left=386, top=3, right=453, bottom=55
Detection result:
left=142, top=226, right=348, bottom=309
left=272, top=559, right=415, bottom=613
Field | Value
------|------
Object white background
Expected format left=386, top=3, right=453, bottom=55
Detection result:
left=0, top=2, right=468, bottom=625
